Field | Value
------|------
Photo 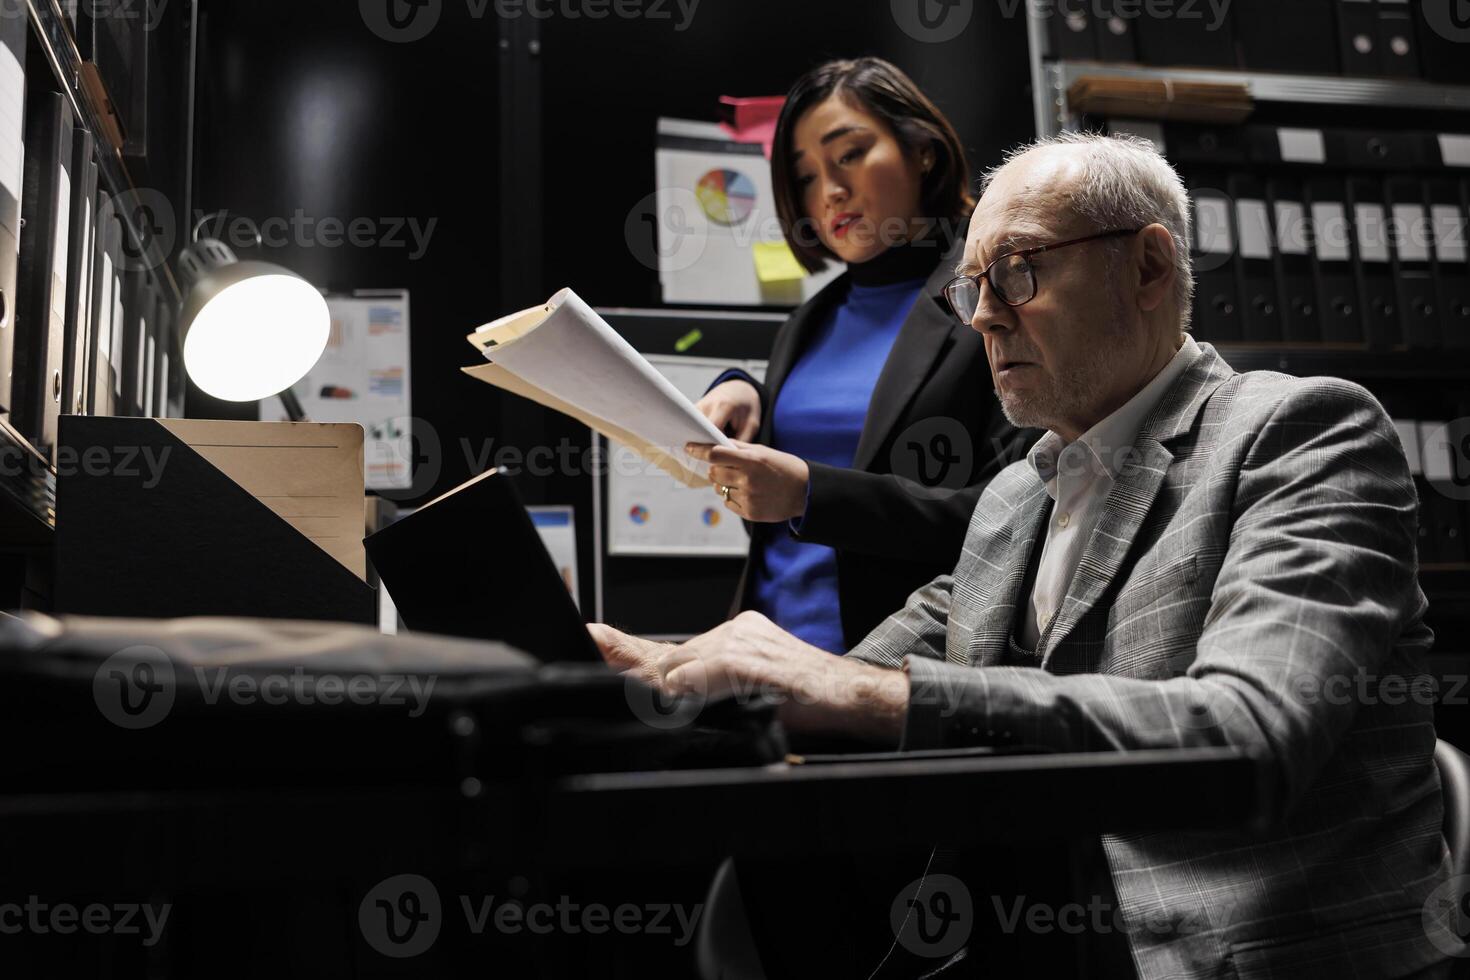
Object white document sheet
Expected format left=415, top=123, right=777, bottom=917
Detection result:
left=462, top=288, right=732, bottom=488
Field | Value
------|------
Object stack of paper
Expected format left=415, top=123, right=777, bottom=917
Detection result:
left=462, top=288, right=731, bottom=488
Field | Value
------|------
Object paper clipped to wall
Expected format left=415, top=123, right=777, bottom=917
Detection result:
left=461, top=288, right=731, bottom=488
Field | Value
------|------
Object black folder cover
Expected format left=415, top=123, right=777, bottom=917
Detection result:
left=1233, top=0, right=1338, bottom=74
left=366, top=469, right=600, bottom=662
left=1185, top=171, right=1244, bottom=342
left=1267, top=176, right=1322, bottom=343
left=1346, top=176, right=1402, bottom=348
left=1229, top=174, right=1283, bottom=342
left=54, top=415, right=376, bottom=624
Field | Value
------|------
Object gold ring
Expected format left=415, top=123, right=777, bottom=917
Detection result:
left=721, top=485, right=731, bottom=501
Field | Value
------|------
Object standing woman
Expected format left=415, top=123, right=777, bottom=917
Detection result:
left=690, top=57, right=1032, bottom=654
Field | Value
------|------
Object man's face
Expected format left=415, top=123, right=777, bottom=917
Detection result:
left=960, top=151, right=1147, bottom=441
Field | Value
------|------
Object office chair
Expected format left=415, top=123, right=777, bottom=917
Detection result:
left=1439, top=739, right=1470, bottom=883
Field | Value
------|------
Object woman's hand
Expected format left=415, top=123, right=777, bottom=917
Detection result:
left=695, top=380, right=762, bottom=442
left=686, top=441, right=810, bottom=524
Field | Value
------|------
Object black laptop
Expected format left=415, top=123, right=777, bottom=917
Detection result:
left=365, top=469, right=600, bottom=661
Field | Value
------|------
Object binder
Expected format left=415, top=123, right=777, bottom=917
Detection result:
left=1135, top=4, right=1237, bottom=68
left=1048, top=4, right=1097, bottom=60
left=1306, top=178, right=1363, bottom=343
left=1267, top=176, right=1321, bottom=343
left=365, top=468, right=600, bottom=661
left=14, top=92, right=74, bottom=457
left=1323, top=128, right=1426, bottom=170
left=0, top=8, right=26, bottom=415
left=85, top=187, right=111, bottom=414
left=151, top=297, right=172, bottom=417
left=1346, top=177, right=1401, bottom=348
left=1336, top=0, right=1382, bottom=75
left=1229, top=174, right=1283, bottom=342
left=119, top=270, right=153, bottom=417
left=1384, top=176, right=1440, bottom=348
left=1245, top=126, right=1327, bottom=167
left=55, top=416, right=377, bottom=625
left=1092, top=0, right=1137, bottom=63
left=1163, top=123, right=1251, bottom=165
left=1185, top=171, right=1243, bottom=342
left=1375, top=0, right=1421, bottom=78
left=1419, top=420, right=1469, bottom=564
left=1393, top=418, right=1438, bottom=563
left=61, top=130, right=98, bottom=418
left=1427, top=178, right=1470, bottom=349
left=1233, top=0, right=1338, bottom=74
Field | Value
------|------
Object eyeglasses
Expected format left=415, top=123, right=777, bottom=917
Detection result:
left=942, top=228, right=1143, bottom=326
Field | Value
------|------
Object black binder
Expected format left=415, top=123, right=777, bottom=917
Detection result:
left=1324, top=127, right=1426, bottom=170
left=1306, top=178, right=1363, bottom=343
left=1135, top=3, right=1237, bottom=67
left=1185, top=171, right=1243, bottom=342
left=1419, top=420, right=1469, bottom=564
left=14, top=92, right=74, bottom=456
left=61, top=129, right=98, bottom=418
left=1384, top=176, right=1440, bottom=348
left=88, top=197, right=122, bottom=417
left=1164, top=123, right=1251, bottom=165
left=1393, top=418, right=1439, bottom=563
left=54, top=415, right=377, bottom=624
left=1428, top=178, right=1470, bottom=349
left=1346, top=177, right=1401, bottom=348
left=1336, top=0, right=1382, bottom=75
left=1267, top=176, right=1321, bottom=343
left=1229, top=174, right=1283, bottom=342
left=119, top=270, right=153, bottom=417
left=1375, top=0, right=1420, bottom=77
left=1233, top=0, right=1338, bottom=74
left=365, top=469, right=600, bottom=662
left=1092, top=0, right=1137, bottom=62
left=0, top=8, right=26, bottom=416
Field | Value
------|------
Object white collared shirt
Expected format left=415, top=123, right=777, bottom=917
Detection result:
left=1019, top=334, right=1203, bottom=649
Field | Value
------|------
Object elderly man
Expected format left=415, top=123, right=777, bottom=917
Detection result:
left=591, top=133, right=1453, bottom=978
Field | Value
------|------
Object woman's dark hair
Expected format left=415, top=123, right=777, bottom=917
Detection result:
left=771, top=57, right=976, bottom=273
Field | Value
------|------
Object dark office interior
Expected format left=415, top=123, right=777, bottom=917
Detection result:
left=3, top=0, right=1470, bottom=977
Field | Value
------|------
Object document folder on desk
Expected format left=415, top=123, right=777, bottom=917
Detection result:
left=364, top=468, right=600, bottom=662
left=55, top=416, right=376, bottom=624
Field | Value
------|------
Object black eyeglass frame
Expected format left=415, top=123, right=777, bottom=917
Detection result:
left=942, top=227, right=1144, bottom=324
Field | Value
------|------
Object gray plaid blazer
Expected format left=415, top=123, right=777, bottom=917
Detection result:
left=849, top=342, right=1455, bottom=979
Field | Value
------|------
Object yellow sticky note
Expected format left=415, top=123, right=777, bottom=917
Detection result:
left=752, top=240, right=805, bottom=285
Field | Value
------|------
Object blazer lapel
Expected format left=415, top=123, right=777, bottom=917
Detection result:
left=851, top=242, right=968, bottom=471
left=1036, top=343, right=1236, bottom=667
left=968, top=478, right=1053, bottom=667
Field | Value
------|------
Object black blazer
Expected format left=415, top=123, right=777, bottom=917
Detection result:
left=730, top=238, right=1037, bottom=648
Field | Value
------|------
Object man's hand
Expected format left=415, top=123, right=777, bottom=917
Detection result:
left=695, top=379, right=762, bottom=442
left=685, top=442, right=811, bottom=524
left=589, top=612, right=909, bottom=743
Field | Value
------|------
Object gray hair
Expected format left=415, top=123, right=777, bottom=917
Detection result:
left=979, top=132, right=1195, bottom=330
